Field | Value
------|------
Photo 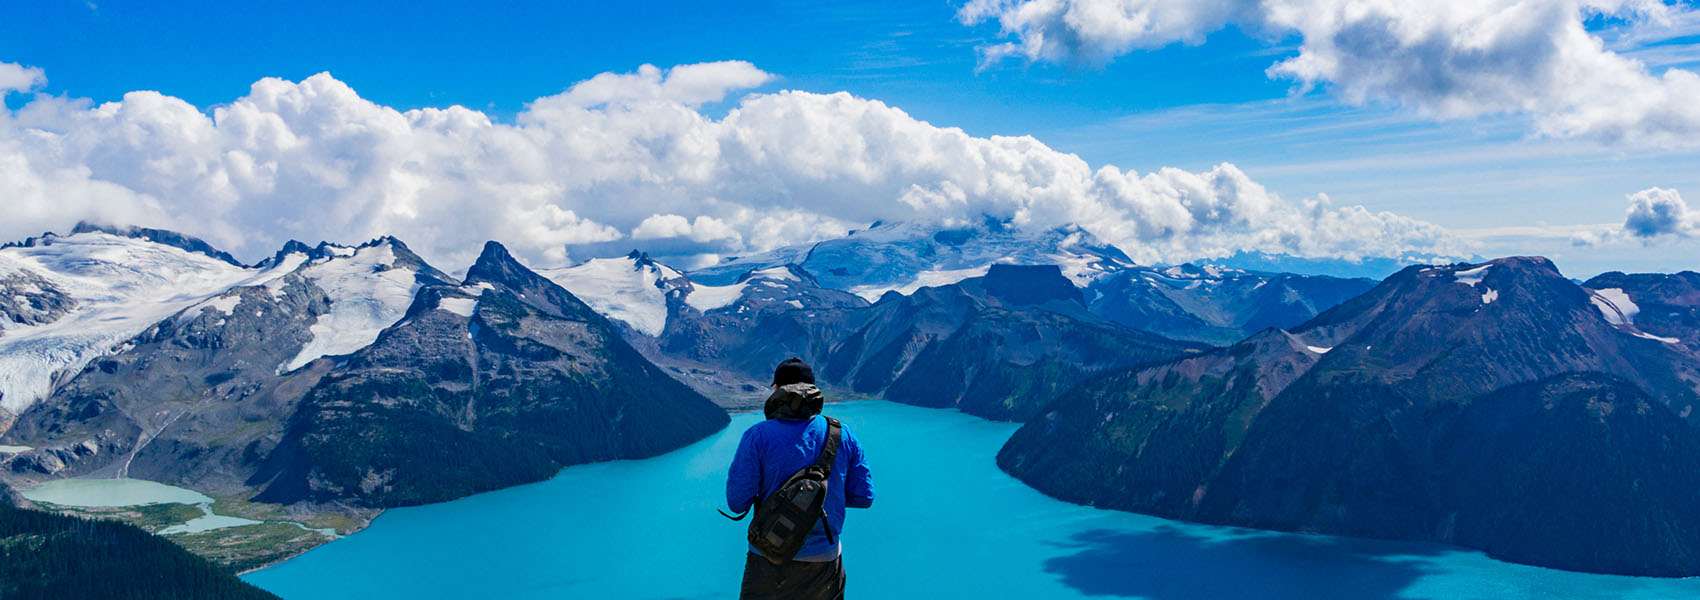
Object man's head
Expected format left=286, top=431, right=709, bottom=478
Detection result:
left=772, top=357, right=815, bottom=388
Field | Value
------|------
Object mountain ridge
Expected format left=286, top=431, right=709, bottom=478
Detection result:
left=998, top=256, right=1700, bottom=576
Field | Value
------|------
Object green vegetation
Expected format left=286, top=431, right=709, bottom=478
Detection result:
left=171, top=522, right=333, bottom=574
left=28, top=501, right=204, bottom=533
left=1, top=492, right=278, bottom=600
left=25, top=491, right=363, bottom=573
left=208, top=493, right=361, bottom=534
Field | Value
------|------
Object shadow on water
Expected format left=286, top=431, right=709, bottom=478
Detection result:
left=1043, top=525, right=1450, bottom=599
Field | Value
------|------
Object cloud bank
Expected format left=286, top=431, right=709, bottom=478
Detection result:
left=0, top=59, right=1467, bottom=270
left=961, top=0, right=1700, bottom=147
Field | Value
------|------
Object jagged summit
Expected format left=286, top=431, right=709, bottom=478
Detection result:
left=253, top=240, right=318, bottom=269
left=249, top=237, right=727, bottom=507
left=464, top=241, right=526, bottom=286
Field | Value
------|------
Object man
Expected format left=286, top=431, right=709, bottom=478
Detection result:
left=726, top=358, right=874, bottom=600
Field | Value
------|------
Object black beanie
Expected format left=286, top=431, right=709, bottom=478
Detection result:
left=773, top=357, right=815, bottom=386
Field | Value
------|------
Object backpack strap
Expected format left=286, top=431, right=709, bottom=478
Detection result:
left=812, top=417, right=841, bottom=474
left=815, top=416, right=842, bottom=545
left=718, top=502, right=755, bottom=521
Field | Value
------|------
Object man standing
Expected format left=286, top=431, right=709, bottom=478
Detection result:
left=726, top=358, right=874, bottom=600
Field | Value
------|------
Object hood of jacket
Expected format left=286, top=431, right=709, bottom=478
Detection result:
left=764, top=383, right=824, bottom=420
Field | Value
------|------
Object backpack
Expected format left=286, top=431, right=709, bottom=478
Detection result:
left=720, top=416, right=841, bottom=564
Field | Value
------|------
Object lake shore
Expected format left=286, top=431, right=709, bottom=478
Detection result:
left=244, top=400, right=1700, bottom=599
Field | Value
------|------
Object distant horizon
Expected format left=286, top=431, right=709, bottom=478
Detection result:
left=15, top=217, right=1682, bottom=285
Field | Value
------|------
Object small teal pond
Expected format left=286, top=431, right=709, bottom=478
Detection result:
left=243, top=400, right=1700, bottom=599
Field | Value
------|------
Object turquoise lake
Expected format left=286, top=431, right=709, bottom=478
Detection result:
left=243, top=400, right=1700, bottom=599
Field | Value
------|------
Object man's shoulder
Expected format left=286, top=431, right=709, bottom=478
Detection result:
left=834, top=419, right=863, bottom=450
left=741, top=417, right=801, bottom=436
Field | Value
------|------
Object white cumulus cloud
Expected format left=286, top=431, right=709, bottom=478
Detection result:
left=962, top=0, right=1700, bottom=147
left=0, top=62, right=45, bottom=94
left=1623, top=186, right=1700, bottom=238
left=0, top=59, right=1467, bottom=271
left=1568, top=186, right=1699, bottom=246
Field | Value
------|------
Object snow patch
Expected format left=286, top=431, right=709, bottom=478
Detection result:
left=748, top=266, right=799, bottom=282
left=1591, top=288, right=1639, bottom=321
left=438, top=297, right=478, bottom=317
left=540, top=257, right=672, bottom=336
left=784, top=299, right=804, bottom=309
left=260, top=253, right=309, bottom=299
left=1590, top=290, right=1637, bottom=326
left=847, top=266, right=991, bottom=302
left=1453, top=264, right=1492, bottom=287
left=685, top=282, right=747, bottom=313
left=187, top=295, right=242, bottom=320
left=1306, top=346, right=1333, bottom=354
left=281, top=243, right=425, bottom=373
left=1481, top=289, right=1498, bottom=304
left=1633, top=331, right=1681, bottom=344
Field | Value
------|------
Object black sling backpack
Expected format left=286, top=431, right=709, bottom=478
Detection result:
left=720, top=417, right=842, bottom=565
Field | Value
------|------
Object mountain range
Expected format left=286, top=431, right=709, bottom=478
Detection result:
left=998, top=257, right=1700, bottom=576
left=2, top=221, right=1696, bottom=579
left=541, top=220, right=1375, bottom=408
left=0, top=226, right=727, bottom=519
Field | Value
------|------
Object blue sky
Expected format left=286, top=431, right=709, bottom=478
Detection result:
left=1, top=1, right=1287, bottom=131
left=3, top=0, right=1699, bottom=276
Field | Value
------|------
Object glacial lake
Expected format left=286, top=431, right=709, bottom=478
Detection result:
left=243, top=400, right=1700, bottom=599
left=18, top=476, right=268, bottom=534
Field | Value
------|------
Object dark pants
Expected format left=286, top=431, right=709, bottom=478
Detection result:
left=739, top=553, right=845, bottom=600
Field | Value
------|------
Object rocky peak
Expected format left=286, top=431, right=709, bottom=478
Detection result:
left=254, top=240, right=318, bottom=269
left=464, top=241, right=529, bottom=288
left=463, top=241, right=602, bottom=322
left=625, top=249, right=657, bottom=267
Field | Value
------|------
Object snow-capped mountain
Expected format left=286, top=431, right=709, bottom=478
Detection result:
left=677, top=220, right=1375, bottom=347
left=689, top=219, right=1137, bottom=300
left=275, top=238, right=455, bottom=373
left=0, top=227, right=460, bottom=428
left=0, top=226, right=296, bottom=418
left=540, top=252, right=860, bottom=341
left=536, top=251, right=695, bottom=337
left=1085, top=263, right=1378, bottom=345
left=4, top=220, right=1699, bottom=579
left=249, top=242, right=726, bottom=507
left=0, top=231, right=726, bottom=512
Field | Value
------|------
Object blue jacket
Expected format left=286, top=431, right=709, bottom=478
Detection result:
left=726, top=413, right=874, bottom=558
